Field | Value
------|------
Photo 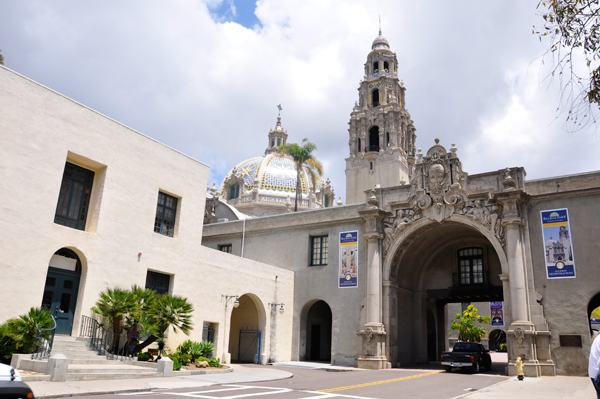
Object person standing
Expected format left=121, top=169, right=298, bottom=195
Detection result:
left=590, top=332, right=600, bottom=399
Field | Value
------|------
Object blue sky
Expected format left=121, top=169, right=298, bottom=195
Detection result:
left=209, top=0, right=261, bottom=29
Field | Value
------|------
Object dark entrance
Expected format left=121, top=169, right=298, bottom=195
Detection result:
left=368, top=126, right=380, bottom=151
left=306, top=300, right=332, bottom=361
left=426, top=309, right=436, bottom=361
left=41, top=248, right=82, bottom=335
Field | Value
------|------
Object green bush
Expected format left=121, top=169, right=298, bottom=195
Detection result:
left=0, top=308, right=53, bottom=363
left=199, top=340, right=214, bottom=358
left=173, top=359, right=182, bottom=371
left=168, top=352, right=191, bottom=365
left=208, top=358, right=222, bottom=368
left=137, top=352, right=153, bottom=362
left=497, top=343, right=507, bottom=352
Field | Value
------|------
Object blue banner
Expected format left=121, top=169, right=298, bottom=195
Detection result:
left=541, top=208, right=576, bottom=279
left=490, top=301, right=504, bottom=326
left=339, top=231, right=358, bottom=288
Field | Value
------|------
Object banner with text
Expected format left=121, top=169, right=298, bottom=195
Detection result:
left=339, top=231, right=358, bottom=288
left=490, top=301, right=504, bottom=326
left=541, top=208, right=576, bottom=279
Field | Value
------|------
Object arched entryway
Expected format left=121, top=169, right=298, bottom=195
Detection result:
left=228, top=294, right=265, bottom=363
left=588, top=293, right=600, bottom=335
left=41, top=248, right=82, bottom=335
left=368, top=126, right=380, bottom=151
left=302, top=300, right=332, bottom=362
left=489, top=329, right=507, bottom=352
left=383, top=217, right=507, bottom=367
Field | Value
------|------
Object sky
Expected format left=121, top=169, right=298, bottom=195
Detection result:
left=1, top=0, right=598, bottom=202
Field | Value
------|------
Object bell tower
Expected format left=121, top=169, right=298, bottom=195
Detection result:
left=345, top=29, right=417, bottom=204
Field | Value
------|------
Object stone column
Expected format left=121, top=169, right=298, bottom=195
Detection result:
left=503, top=219, right=529, bottom=323
left=358, top=204, right=389, bottom=369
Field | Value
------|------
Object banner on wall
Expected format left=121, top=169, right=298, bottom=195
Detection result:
left=339, top=231, right=358, bottom=288
left=490, top=301, right=504, bottom=326
left=540, top=208, right=576, bottom=279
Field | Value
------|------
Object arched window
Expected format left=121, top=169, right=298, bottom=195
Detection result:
left=386, top=132, right=390, bottom=146
left=373, top=61, right=379, bottom=73
left=324, top=194, right=330, bottom=208
left=372, top=89, right=380, bottom=107
left=369, top=126, right=380, bottom=151
left=384, top=61, right=389, bottom=72
left=357, top=138, right=361, bottom=152
left=458, top=247, right=484, bottom=285
left=277, top=137, right=281, bottom=146
left=271, top=139, right=275, bottom=147
left=229, top=183, right=240, bottom=200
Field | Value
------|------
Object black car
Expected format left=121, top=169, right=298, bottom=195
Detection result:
left=0, top=364, right=35, bottom=399
left=440, top=342, right=492, bottom=373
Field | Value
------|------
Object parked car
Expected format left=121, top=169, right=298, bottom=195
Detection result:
left=0, top=363, right=35, bottom=398
left=440, top=342, right=492, bottom=373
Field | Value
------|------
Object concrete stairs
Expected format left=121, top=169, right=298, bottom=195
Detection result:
left=20, top=335, right=161, bottom=381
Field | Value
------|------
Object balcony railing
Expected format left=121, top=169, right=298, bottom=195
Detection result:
left=80, top=315, right=134, bottom=360
left=365, top=145, right=380, bottom=153
left=31, top=315, right=56, bottom=360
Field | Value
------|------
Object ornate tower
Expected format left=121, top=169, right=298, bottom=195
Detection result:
left=265, top=114, right=288, bottom=155
left=345, top=29, right=417, bottom=204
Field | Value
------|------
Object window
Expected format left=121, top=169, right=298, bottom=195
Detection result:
left=458, top=247, right=484, bottom=284
left=373, top=61, right=379, bottom=72
left=369, top=126, right=380, bottom=150
left=54, top=162, right=94, bottom=231
left=154, top=192, right=178, bottom=237
left=357, top=138, right=361, bottom=152
left=145, top=270, right=170, bottom=294
left=310, top=235, right=328, bottom=266
left=324, top=194, right=330, bottom=208
left=229, top=183, right=240, bottom=200
left=219, top=244, right=232, bottom=254
left=202, top=322, right=217, bottom=344
left=384, top=61, right=389, bottom=71
left=277, top=137, right=281, bottom=146
left=372, top=89, right=380, bottom=107
left=386, top=132, right=390, bottom=146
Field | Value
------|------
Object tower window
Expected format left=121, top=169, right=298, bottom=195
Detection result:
left=372, top=89, right=380, bottom=107
left=271, top=139, right=275, bottom=147
left=277, top=137, right=281, bottom=146
left=324, top=194, right=330, bottom=208
left=229, top=183, right=240, bottom=200
left=384, top=61, right=389, bottom=71
left=373, top=62, right=379, bottom=72
left=386, top=132, right=390, bottom=146
left=370, top=162, right=373, bottom=170
left=357, top=138, right=361, bottom=152
left=368, top=126, right=380, bottom=151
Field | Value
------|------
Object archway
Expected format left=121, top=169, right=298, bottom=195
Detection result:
left=228, top=294, right=265, bottom=363
left=369, top=126, right=380, bottom=151
left=384, top=218, right=506, bottom=367
left=588, top=293, right=600, bottom=335
left=489, top=329, right=507, bottom=352
left=302, top=300, right=332, bottom=362
left=41, top=248, right=82, bottom=335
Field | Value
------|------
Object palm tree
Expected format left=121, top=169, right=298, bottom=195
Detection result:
left=278, top=138, right=323, bottom=212
left=3, top=308, right=53, bottom=355
left=134, top=293, right=194, bottom=353
left=91, top=287, right=136, bottom=336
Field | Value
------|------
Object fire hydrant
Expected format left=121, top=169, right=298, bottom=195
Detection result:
left=515, top=357, right=524, bottom=380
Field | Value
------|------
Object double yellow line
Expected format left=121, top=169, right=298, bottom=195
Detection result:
left=317, top=370, right=444, bottom=393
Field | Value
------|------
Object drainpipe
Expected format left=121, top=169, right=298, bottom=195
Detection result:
left=241, top=218, right=246, bottom=258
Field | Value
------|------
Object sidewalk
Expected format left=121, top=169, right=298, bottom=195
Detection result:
left=27, top=364, right=293, bottom=398
left=454, top=375, right=597, bottom=399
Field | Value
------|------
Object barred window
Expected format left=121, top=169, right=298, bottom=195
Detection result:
left=310, top=235, right=328, bottom=266
left=458, top=247, right=484, bottom=285
left=154, top=192, right=178, bottom=237
left=145, top=270, right=170, bottom=294
left=54, top=162, right=94, bottom=231
left=219, top=244, right=232, bottom=254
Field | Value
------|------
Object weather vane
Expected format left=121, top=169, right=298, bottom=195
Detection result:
left=379, top=16, right=381, bottom=35
left=277, top=104, right=282, bottom=115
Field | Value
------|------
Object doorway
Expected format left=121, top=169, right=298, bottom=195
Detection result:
left=41, top=249, right=82, bottom=335
left=306, top=300, right=332, bottom=361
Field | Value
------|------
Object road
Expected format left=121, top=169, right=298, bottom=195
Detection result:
left=67, top=362, right=509, bottom=399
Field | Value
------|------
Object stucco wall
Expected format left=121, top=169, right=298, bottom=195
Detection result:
left=526, top=175, right=600, bottom=376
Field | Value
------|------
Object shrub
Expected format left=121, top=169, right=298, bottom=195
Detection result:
left=208, top=358, right=222, bottom=368
left=168, top=352, right=191, bottom=365
left=497, top=343, right=507, bottom=352
left=0, top=308, right=53, bottom=363
left=199, top=340, right=214, bottom=358
left=173, top=359, right=182, bottom=371
left=137, top=352, right=153, bottom=362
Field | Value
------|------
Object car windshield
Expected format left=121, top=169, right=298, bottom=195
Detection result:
left=453, top=342, right=480, bottom=352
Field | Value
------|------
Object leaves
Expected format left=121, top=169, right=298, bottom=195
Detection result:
left=450, top=305, right=491, bottom=342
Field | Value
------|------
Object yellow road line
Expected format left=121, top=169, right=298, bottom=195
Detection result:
left=317, top=370, right=445, bottom=392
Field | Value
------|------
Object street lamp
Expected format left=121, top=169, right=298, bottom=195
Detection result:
left=269, top=303, right=285, bottom=314
left=223, top=295, right=239, bottom=308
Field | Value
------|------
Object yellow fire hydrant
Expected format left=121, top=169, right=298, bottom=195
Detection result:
left=515, top=357, right=524, bottom=380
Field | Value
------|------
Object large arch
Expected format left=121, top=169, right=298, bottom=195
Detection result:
left=42, top=247, right=87, bottom=335
left=299, top=299, right=332, bottom=362
left=228, top=293, right=266, bottom=363
left=588, top=292, right=600, bottom=335
left=382, top=215, right=507, bottom=367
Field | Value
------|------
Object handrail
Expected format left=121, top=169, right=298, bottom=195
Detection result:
left=80, top=315, right=134, bottom=361
left=31, top=315, right=56, bottom=360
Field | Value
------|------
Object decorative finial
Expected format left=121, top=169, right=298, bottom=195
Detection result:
left=277, top=103, right=282, bottom=115
left=434, top=138, right=440, bottom=144
left=379, top=16, right=382, bottom=35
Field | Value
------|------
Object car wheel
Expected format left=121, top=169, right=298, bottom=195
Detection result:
left=472, top=360, right=480, bottom=373
left=444, top=366, right=452, bottom=372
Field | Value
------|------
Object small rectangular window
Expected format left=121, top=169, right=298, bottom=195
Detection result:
left=219, top=244, right=232, bottom=254
left=310, top=235, right=328, bottom=266
left=145, top=270, right=171, bottom=294
left=154, top=192, right=178, bottom=237
left=457, top=247, right=485, bottom=285
left=54, top=162, right=95, bottom=231
left=202, top=322, right=217, bottom=344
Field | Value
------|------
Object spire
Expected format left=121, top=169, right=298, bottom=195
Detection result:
left=379, top=15, right=382, bottom=36
left=265, top=106, right=288, bottom=154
